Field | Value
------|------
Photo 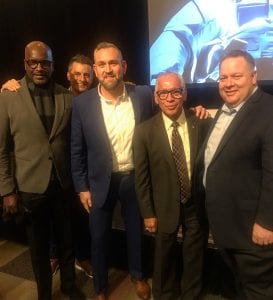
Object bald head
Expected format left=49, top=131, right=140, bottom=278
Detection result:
left=25, top=41, right=53, bottom=61
left=24, top=41, right=54, bottom=85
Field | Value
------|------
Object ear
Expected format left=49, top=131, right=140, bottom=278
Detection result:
left=154, top=91, right=159, bottom=105
left=252, top=70, right=257, bottom=85
left=67, top=71, right=71, bottom=81
left=24, top=60, right=27, bottom=72
left=93, top=64, right=98, bottom=78
left=122, top=60, right=127, bottom=75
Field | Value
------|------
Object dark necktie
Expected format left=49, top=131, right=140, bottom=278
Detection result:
left=171, top=121, right=190, bottom=203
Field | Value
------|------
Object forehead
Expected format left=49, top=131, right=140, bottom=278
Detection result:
left=220, top=56, right=251, bottom=73
left=70, top=62, right=92, bottom=73
left=157, top=74, right=182, bottom=89
left=25, top=47, right=52, bottom=61
left=94, top=47, right=121, bottom=62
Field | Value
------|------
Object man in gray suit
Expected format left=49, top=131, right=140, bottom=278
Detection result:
left=133, top=72, right=210, bottom=300
left=0, top=41, right=82, bottom=300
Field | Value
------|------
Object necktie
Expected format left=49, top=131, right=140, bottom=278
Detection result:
left=171, top=121, right=190, bottom=203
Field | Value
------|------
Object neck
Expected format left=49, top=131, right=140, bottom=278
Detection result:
left=100, top=82, right=124, bottom=104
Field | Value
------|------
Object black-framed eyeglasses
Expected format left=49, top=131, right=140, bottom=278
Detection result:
left=25, top=59, right=53, bottom=69
left=156, top=88, right=184, bottom=100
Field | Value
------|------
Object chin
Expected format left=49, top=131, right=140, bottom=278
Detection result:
left=33, top=80, right=49, bottom=86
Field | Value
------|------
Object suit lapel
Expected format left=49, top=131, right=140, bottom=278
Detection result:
left=127, top=85, right=140, bottom=124
left=19, top=77, right=48, bottom=137
left=153, top=113, right=177, bottom=175
left=185, top=110, right=198, bottom=172
left=210, top=91, right=260, bottom=164
left=50, top=84, right=65, bottom=140
left=91, top=93, right=112, bottom=150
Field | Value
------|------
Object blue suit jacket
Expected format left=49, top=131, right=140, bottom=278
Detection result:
left=71, top=84, right=153, bottom=208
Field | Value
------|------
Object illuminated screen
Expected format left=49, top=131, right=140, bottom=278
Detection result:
left=148, top=0, right=273, bottom=85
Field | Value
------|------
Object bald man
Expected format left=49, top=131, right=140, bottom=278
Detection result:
left=0, top=41, right=83, bottom=299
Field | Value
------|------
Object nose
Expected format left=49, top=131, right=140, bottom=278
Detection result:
left=165, top=92, right=174, bottom=101
left=105, top=63, right=112, bottom=73
left=78, top=74, right=85, bottom=81
left=225, top=76, right=235, bottom=87
left=36, top=63, right=43, bottom=71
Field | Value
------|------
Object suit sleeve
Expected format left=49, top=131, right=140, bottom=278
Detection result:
left=256, top=122, right=273, bottom=230
left=70, top=99, right=89, bottom=193
left=133, top=124, right=156, bottom=219
left=0, top=94, right=16, bottom=195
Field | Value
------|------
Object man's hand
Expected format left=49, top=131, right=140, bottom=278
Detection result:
left=3, top=193, right=19, bottom=214
left=1, top=79, right=21, bottom=92
left=144, top=217, right=158, bottom=233
left=190, top=105, right=210, bottom=119
left=79, top=191, right=92, bottom=213
left=252, top=222, right=273, bottom=246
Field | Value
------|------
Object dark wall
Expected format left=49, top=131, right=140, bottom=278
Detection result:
left=0, top=0, right=272, bottom=109
left=0, top=0, right=150, bottom=87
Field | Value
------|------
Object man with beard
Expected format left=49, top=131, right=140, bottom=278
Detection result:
left=0, top=41, right=82, bottom=299
left=71, top=41, right=209, bottom=300
left=70, top=42, right=153, bottom=300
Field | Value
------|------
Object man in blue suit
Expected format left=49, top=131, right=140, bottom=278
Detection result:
left=70, top=42, right=153, bottom=300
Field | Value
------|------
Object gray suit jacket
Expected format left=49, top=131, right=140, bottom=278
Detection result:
left=0, top=76, right=72, bottom=195
left=133, top=110, right=210, bottom=233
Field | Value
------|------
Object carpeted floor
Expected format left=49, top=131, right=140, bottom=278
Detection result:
left=0, top=225, right=236, bottom=300
left=0, top=248, right=34, bottom=281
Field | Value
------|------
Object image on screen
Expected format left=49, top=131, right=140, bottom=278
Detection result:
left=149, top=0, right=273, bottom=85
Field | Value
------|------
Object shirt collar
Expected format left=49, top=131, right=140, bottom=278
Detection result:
left=98, top=84, right=128, bottom=104
left=162, top=109, right=186, bottom=130
left=221, top=86, right=258, bottom=114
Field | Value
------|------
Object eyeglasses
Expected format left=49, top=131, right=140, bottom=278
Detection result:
left=156, top=88, right=184, bottom=100
left=25, top=59, right=53, bottom=69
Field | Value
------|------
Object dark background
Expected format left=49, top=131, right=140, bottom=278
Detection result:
left=0, top=0, right=150, bottom=87
left=0, top=0, right=272, bottom=108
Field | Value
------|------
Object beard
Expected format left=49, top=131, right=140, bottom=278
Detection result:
left=99, top=75, right=123, bottom=91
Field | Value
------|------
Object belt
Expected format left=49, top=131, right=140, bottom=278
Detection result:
left=112, top=170, right=134, bottom=176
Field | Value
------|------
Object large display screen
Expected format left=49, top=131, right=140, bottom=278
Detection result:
left=148, top=0, right=273, bottom=85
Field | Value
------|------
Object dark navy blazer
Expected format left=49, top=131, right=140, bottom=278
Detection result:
left=71, top=84, right=153, bottom=208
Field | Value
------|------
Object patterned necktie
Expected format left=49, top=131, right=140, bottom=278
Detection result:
left=171, top=121, right=190, bottom=203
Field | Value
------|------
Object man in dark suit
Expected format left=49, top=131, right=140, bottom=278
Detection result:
left=71, top=42, right=153, bottom=300
left=133, top=72, right=210, bottom=300
left=0, top=41, right=82, bottom=300
left=195, top=50, right=273, bottom=299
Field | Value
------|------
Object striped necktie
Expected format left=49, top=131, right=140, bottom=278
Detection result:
left=171, top=121, right=190, bottom=203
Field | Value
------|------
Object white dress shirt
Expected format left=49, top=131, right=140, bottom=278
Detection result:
left=203, top=102, right=245, bottom=186
left=98, top=85, right=135, bottom=172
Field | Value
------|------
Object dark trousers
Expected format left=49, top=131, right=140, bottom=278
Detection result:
left=89, top=172, right=143, bottom=295
left=73, top=194, right=91, bottom=261
left=20, top=181, right=75, bottom=300
left=50, top=194, right=91, bottom=261
left=220, top=247, right=273, bottom=300
left=153, top=202, right=207, bottom=300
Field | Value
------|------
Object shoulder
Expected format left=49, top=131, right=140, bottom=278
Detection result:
left=136, top=113, right=160, bottom=131
left=72, top=87, right=99, bottom=113
left=54, top=83, right=71, bottom=96
left=126, top=84, right=152, bottom=98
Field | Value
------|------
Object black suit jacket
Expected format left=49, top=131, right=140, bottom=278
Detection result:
left=133, top=110, right=210, bottom=233
left=195, top=89, right=273, bottom=249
